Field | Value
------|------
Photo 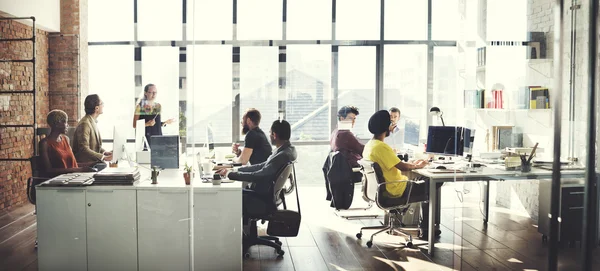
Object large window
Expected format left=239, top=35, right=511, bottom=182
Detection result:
left=89, top=1, right=461, bottom=144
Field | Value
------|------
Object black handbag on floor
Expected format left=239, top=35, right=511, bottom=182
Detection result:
left=267, top=164, right=302, bottom=237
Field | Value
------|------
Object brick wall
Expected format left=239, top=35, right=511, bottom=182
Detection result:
left=0, top=17, right=50, bottom=210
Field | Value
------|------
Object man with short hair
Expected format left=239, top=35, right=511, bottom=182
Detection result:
left=232, top=108, right=272, bottom=165
left=330, top=106, right=364, bottom=182
left=384, top=107, right=403, bottom=151
left=363, top=110, right=440, bottom=240
left=72, top=94, right=113, bottom=163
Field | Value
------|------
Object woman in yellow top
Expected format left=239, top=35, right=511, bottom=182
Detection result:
left=363, top=110, right=440, bottom=240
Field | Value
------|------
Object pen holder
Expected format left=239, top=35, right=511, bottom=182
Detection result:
left=521, top=161, right=532, bottom=172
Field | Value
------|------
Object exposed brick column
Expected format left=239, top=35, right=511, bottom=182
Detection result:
left=0, top=18, right=50, bottom=210
left=48, top=0, right=87, bottom=126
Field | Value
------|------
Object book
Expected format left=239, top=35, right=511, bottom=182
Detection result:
left=530, top=87, right=550, bottom=109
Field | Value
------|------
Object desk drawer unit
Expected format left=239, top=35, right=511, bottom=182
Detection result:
left=539, top=182, right=584, bottom=243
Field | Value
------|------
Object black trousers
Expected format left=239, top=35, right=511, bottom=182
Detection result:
left=383, top=179, right=442, bottom=231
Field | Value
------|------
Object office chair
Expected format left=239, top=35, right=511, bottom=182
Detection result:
left=243, top=162, right=296, bottom=258
left=323, top=151, right=377, bottom=219
left=355, top=160, right=426, bottom=249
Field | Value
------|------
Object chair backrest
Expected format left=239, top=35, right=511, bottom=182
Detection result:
left=272, top=162, right=295, bottom=208
left=358, top=159, right=380, bottom=202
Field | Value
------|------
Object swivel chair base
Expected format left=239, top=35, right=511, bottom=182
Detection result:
left=243, top=219, right=285, bottom=258
left=356, top=210, right=417, bottom=249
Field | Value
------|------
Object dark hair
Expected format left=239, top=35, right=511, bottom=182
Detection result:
left=244, top=108, right=262, bottom=126
left=389, top=107, right=401, bottom=114
left=144, top=83, right=155, bottom=92
left=368, top=110, right=391, bottom=135
left=337, top=106, right=359, bottom=120
left=271, top=120, right=291, bottom=141
left=84, top=94, right=101, bottom=115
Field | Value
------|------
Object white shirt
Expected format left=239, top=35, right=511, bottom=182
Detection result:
left=384, top=125, right=404, bottom=151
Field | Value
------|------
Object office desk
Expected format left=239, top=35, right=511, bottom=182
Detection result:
left=36, top=168, right=243, bottom=271
left=411, top=167, right=586, bottom=256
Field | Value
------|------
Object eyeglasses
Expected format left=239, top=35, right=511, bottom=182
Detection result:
left=147, top=91, right=157, bottom=94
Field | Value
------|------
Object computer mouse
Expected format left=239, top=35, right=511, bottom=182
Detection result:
left=436, top=166, right=447, bottom=170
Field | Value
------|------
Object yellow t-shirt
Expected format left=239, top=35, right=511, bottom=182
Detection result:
left=363, top=139, right=407, bottom=197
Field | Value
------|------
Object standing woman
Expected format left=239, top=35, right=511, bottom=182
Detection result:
left=133, top=84, right=175, bottom=148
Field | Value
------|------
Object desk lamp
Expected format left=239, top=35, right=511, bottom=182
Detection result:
left=429, top=107, right=445, bottom=126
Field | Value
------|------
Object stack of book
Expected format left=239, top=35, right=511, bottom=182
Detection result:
left=529, top=87, right=550, bottom=109
left=46, top=173, right=94, bottom=186
left=93, top=167, right=141, bottom=185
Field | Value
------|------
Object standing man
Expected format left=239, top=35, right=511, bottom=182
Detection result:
left=330, top=106, right=364, bottom=182
left=72, top=94, right=113, bottom=163
left=231, top=108, right=272, bottom=165
left=384, top=107, right=403, bottom=152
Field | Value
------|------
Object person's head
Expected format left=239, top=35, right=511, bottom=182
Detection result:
left=337, top=106, right=359, bottom=127
left=269, top=120, right=291, bottom=146
left=389, top=107, right=401, bottom=125
left=368, top=110, right=392, bottom=139
left=144, top=84, right=157, bottom=101
left=47, top=109, right=69, bottom=134
left=242, top=108, right=261, bottom=135
left=84, top=94, right=103, bottom=116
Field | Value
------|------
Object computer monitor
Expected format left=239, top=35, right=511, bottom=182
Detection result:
left=151, top=135, right=179, bottom=169
left=403, top=118, right=420, bottom=147
left=426, top=126, right=471, bottom=156
left=135, top=119, right=146, bottom=151
left=206, top=123, right=215, bottom=153
left=112, top=126, right=127, bottom=163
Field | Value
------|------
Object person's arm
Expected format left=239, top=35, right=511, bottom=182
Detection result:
left=74, top=123, right=105, bottom=161
left=339, top=131, right=365, bottom=155
left=227, top=156, right=283, bottom=183
left=394, top=160, right=427, bottom=171
left=237, top=161, right=266, bottom=173
left=133, top=105, right=141, bottom=128
left=39, top=139, right=89, bottom=175
left=234, top=148, right=253, bottom=164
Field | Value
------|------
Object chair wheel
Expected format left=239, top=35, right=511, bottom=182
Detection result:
left=244, top=252, right=251, bottom=258
left=277, top=249, right=285, bottom=256
left=406, top=242, right=414, bottom=248
left=356, top=233, right=362, bottom=239
left=366, top=241, right=373, bottom=248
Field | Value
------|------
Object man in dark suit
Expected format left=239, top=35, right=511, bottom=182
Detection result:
left=217, top=120, right=297, bottom=214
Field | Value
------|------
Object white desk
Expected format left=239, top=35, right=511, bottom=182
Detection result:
left=411, top=166, right=586, bottom=256
left=36, top=168, right=243, bottom=271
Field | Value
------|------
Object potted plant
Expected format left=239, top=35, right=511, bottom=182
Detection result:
left=183, top=162, right=194, bottom=185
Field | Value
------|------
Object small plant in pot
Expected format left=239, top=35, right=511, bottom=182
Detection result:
left=183, top=162, right=194, bottom=185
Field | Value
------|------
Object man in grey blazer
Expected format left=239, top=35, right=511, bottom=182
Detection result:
left=72, top=94, right=113, bottom=163
left=217, top=119, right=297, bottom=208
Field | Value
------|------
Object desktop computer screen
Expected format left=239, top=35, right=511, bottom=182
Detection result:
left=426, top=126, right=472, bottom=156
left=206, top=124, right=215, bottom=153
left=112, top=126, right=127, bottom=163
left=135, top=119, right=146, bottom=151
left=151, top=135, right=180, bottom=169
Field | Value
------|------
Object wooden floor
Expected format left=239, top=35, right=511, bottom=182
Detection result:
left=2, top=185, right=599, bottom=271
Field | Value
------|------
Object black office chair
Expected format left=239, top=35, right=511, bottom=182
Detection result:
left=355, top=159, right=427, bottom=248
left=243, top=161, right=296, bottom=258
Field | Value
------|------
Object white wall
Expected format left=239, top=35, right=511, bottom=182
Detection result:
left=0, top=0, right=60, bottom=32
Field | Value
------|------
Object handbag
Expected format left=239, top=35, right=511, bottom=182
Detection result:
left=267, top=164, right=302, bottom=237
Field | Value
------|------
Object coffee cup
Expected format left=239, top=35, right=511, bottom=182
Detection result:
left=201, top=162, right=213, bottom=175
left=212, top=174, right=222, bottom=185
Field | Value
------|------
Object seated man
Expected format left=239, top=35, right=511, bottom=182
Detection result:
left=72, top=94, right=113, bottom=163
left=383, top=107, right=403, bottom=152
left=217, top=120, right=297, bottom=214
left=231, top=108, right=272, bottom=166
left=363, top=110, right=438, bottom=240
left=330, top=105, right=364, bottom=182
left=39, top=110, right=96, bottom=178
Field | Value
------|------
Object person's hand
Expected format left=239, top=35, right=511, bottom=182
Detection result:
left=216, top=168, right=228, bottom=177
left=104, top=151, right=112, bottom=156
left=147, top=119, right=156, bottom=127
left=414, top=160, right=428, bottom=169
left=165, top=118, right=175, bottom=125
left=103, top=154, right=113, bottom=161
left=232, top=143, right=241, bottom=155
